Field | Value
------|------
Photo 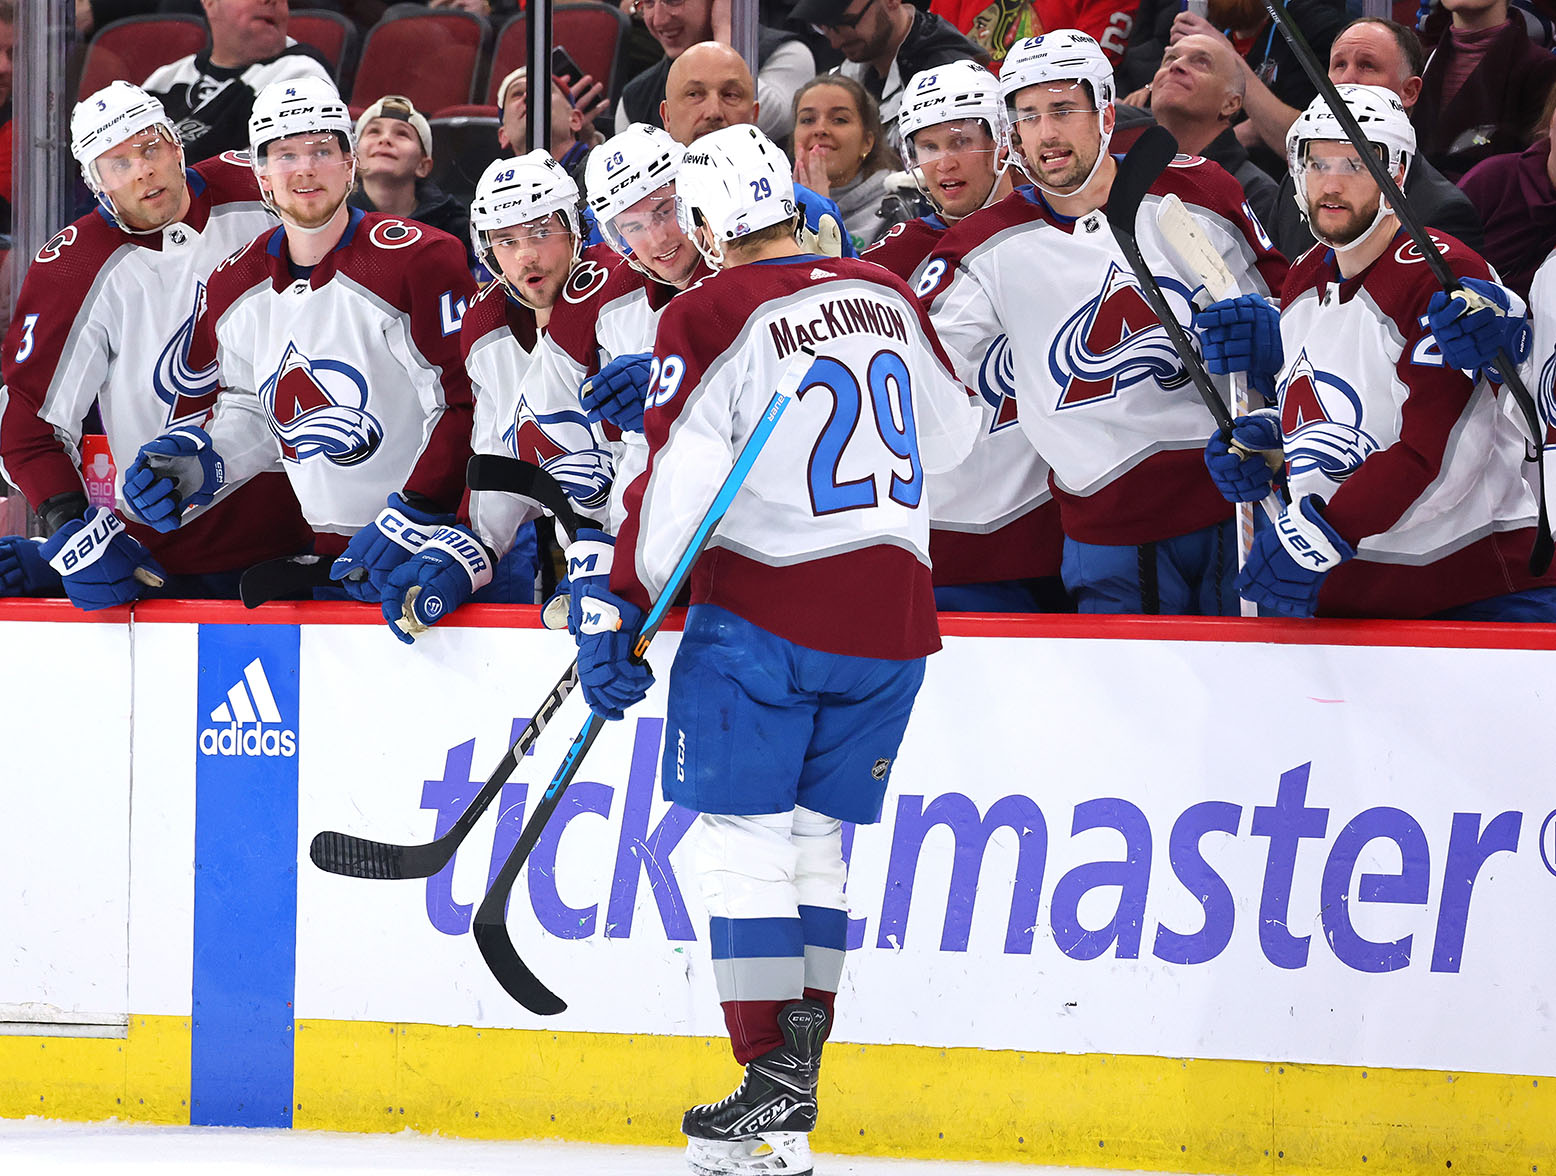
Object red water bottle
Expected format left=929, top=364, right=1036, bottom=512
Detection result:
left=80, top=434, right=117, bottom=510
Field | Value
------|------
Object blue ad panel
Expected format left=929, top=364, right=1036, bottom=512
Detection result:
left=191, top=623, right=301, bottom=1128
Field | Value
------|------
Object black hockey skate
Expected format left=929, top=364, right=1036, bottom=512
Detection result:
left=682, top=998, right=829, bottom=1176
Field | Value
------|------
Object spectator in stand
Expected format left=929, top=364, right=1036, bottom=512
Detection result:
left=791, top=0, right=984, bottom=134
left=616, top=0, right=815, bottom=146
left=142, top=0, right=334, bottom=163
left=496, top=67, right=600, bottom=189
left=1459, top=88, right=1556, bottom=299
left=1121, top=0, right=1347, bottom=177
left=791, top=74, right=905, bottom=249
left=1147, top=33, right=1280, bottom=230
left=1413, top=0, right=1556, bottom=181
left=349, top=95, right=473, bottom=266
left=1269, top=17, right=1484, bottom=260
left=0, top=1, right=13, bottom=236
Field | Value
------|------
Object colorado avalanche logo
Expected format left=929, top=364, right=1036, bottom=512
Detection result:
left=1540, top=348, right=1556, bottom=447
left=153, top=282, right=220, bottom=426
left=259, top=342, right=384, bottom=466
left=1277, top=349, right=1379, bottom=482
left=502, top=394, right=612, bottom=510
left=977, top=333, right=1020, bottom=433
left=1047, top=262, right=1192, bottom=410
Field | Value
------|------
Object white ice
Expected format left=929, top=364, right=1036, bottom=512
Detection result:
left=0, top=1117, right=1214, bottom=1175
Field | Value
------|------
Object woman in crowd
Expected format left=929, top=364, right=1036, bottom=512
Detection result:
left=790, top=75, right=908, bottom=251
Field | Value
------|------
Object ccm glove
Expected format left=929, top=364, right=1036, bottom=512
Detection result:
left=0, top=535, right=64, bottom=596
left=558, top=528, right=615, bottom=635
left=574, top=583, right=655, bottom=721
left=380, top=524, right=494, bottom=644
left=40, top=507, right=166, bottom=610
left=331, top=493, right=454, bottom=603
left=122, top=425, right=226, bottom=532
left=580, top=352, right=652, bottom=433
left=1204, top=409, right=1283, bottom=503
left=1426, top=278, right=1532, bottom=376
left=1235, top=495, right=1354, bottom=618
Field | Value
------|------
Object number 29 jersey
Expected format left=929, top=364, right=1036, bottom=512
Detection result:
left=612, top=254, right=982, bottom=660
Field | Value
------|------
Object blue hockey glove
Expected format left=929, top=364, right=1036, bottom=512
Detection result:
left=0, top=535, right=64, bottom=596
left=1204, top=409, right=1283, bottom=503
left=122, top=425, right=226, bottom=532
left=1194, top=293, right=1283, bottom=380
left=580, top=352, right=652, bottom=434
left=1235, top=495, right=1354, bottom=618
left=794, top=183, right=856, bottom=258
left=559, top=528, right=615, bottom=636
left=331, top=493, right=454, bottom=603
left=1426, top=278, right=1532, bottom=377
left=540, top=448, right=613, bottom=515
left=380, top=524, right=494, bottom=644
left=574, top=583, right=654, bottom=720
left=40, top=507, right=167, bottom=610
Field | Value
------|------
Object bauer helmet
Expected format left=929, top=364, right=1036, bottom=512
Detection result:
left=71, top=82, right=186, bottom=233
left=999, top=31, right=1116, bottom=197
left=470, top=151, right=583, bottom=303
left=1286, top=84, right=1415, bottom=253
left=675, top=124, right=798, bottom=269
left=897, top=61, right=1011, bottom=215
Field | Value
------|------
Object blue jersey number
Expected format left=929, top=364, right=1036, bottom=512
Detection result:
left=804, top=351, right=922, bottom=515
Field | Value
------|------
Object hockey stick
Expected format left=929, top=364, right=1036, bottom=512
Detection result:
left=471, top=346, right=819, bottom=1016
left=239, top=554, right=342, bottom=607
left=1258, top=0, right=1553, bottom=575
left=308, top=659, right=580, bottom=879
left=1156, top=192, right=1276, bottom=615
left=465, top=454, right=601, bottom=540
left=1104, top=125, right=1282, bottom=524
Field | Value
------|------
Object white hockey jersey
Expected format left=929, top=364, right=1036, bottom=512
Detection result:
left=613, top=254, right=981, bottom=660
left=1276, top=230, right=1554, bottom=617
left=865, top=214, right=1061, bottom=583
left=920, top=158, right=1287, bottom=546
left=0, top=155, right=312, bottom=573
left=194, top=209, right=477, bottom=549
left=1525, top=248, right=1556, bottom=502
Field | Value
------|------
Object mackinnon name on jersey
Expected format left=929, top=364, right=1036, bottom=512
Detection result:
left=769, top=296, right=911, bottom=360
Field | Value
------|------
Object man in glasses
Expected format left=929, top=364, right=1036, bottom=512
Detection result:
left=919, top=31, right=1287, bottom=615
left=866, top=61, right=1066, bottom=613
left=1197, top=85, right=1556, bottom=620
left=614, top=0, right=813, bottom=148
left=789, top=0, right=983, bottom=133
left=120, top=78, right=479, bottom=616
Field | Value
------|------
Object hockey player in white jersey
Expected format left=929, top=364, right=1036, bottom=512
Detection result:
left=866, top=60, right=1066, bottom=612
left=1199, top=85, right=1556, bottom=619
left=572, top=124, right=979, bottom=1176
left=919, top=30, right=1288, bottom=614
left=118, top=77, right=478, bottom=606
left=0, top=81, right=310, bottom=609
left=376, top=151, right=600, bottom=640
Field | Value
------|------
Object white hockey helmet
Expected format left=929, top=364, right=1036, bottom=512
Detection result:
left=71, top=82, right=186, bottom=233
left=470, top=151, right=583, bottom=301
left=248, top=76, right=355, bottom=160
left=675, top=124, right=798, bottom=269
left=897, top=62, right=1011, bottom=213
left=1286, top=84, right=1415, bottom=252
left=999, top=30, right=1116, bottom=197
left=585, top=125, right=684, bottom=258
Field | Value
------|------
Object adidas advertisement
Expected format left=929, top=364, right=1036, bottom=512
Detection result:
left=200, top=649, right=298, bottom=757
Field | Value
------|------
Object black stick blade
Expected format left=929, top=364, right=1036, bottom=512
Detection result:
left=310, top=829, right=430, bottom=880
left=1106, top=124, right=1179, bottom=238
left=472, top=918, right=568, bottom=1016
left=239, top=556, right=337, bottom=608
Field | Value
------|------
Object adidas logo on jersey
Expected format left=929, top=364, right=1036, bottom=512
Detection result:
left=198, top=657, right=298, bottom=758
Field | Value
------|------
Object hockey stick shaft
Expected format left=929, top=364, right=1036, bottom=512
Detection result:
left=465, top=454, right=599, bottom=539
left=471, top=346, right=819, bottom=1015
left=1259, top=0, right=1552, bottom=575
left=1106, top=127, right=1282, bottom=524
left=308, top=659, right=580, bottom=879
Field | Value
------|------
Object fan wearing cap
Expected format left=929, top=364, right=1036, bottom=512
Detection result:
left=494, top=67, right=594, bottom=185
left=1196, top=84, right=1556, bottom=620
left=0, top=81, right=310, bottom=610
left=119, top=77, right=480, bottom=619
left=918, top=31, right=1287, bottom=616
left=864, top=60, right=1066, bottom=613
left=376, top=151, right=612, bottom=641
left=349, top=94, right=472, bottom=266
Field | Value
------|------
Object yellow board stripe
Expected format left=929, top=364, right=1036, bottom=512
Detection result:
left=3, top=1016, right=1551, bottom=1174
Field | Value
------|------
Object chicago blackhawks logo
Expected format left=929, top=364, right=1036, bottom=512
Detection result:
left=153, top=281, right=220, bottom=426
left=259, top=342, right=384, bottom=465
left=1047, top=262, right=1192, bottom=409
left=1277, top=349, right=1379, bottom=482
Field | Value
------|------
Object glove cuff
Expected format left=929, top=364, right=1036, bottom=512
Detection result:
left=1276, top=496, right=1354, bottom=572
left=46, top=508, right=129, bottom=576
left=373, top=504, right=440, bottom=555
left=423, top=526, right=494, bottom=593
left=564, top=530, right=615, bottom=581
